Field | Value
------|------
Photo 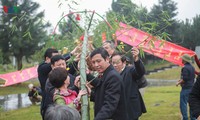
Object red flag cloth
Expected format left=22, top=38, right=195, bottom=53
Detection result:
left=115, top=22, right=195, bottom=66
left=0, top=66, right=38, bottom=87
left=102, top=32, right=106, bottom=43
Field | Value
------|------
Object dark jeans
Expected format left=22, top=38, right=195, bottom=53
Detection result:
left=180, top=89, right=196, bottom=120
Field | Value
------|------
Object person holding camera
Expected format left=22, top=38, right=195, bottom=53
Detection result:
left=28, top=83, right=42, bottom=105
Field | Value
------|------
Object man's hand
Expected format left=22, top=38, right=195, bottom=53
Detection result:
left=132, top=47, right=139, bottom=62
left=74, top=76, right=81, bottom=88
left=176, top=79, right=184, bottom=86
left=71, top=45, right=81, bottom=56
left=197, top=115, right=200, bottom=120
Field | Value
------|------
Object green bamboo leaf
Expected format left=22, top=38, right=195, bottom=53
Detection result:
left=22, top=32, right=29, bottom=38
left=11, top=16, right=17, bottom=21
left=150, top=40, right=155, bottom=48
left=72, top=1, right=79, bottom=5
left=141, top=27, right=152, bottom=32
left=10, top=25, right=17, bottom=34
left=28, top=32, right=33, bottom=40
left=159, top=40, right=165, bottom=47
left=139, top=47, right=145, bottom=58
left=118, top=2, right=130, bottom=7
left=58, top=3, right=62, bottom=8
left=122, top=15, right=127, bottom=23
left=161, top=32, right=171, bottom=41
left=19, top=12, right=26, bottom=21
left=162, top=18, right=171, bottom=26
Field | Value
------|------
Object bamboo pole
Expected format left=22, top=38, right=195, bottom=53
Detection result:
left=80, top=30, right=90, bottom=120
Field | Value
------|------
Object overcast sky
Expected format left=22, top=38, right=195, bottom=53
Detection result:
left=34, top=0, right=200, bottom=30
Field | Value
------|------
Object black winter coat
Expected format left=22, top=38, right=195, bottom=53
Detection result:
left=93, top=65, right=128, bottom=120
left=189, top=76, right=200, bottom=118
left=120, top=60, right=146, bottom=119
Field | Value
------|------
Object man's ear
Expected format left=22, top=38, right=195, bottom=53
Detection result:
left=51, top=64, right=54, bottom=69
left=64, top=79, right=68, bottom=84
left=105, top=57, right=110, bottom=63
left=45, top=57, right=51, bottom=63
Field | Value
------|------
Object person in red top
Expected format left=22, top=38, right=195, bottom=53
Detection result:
left=49, top=67, right=87, bottom=111
left=194, top=54, right=200, bottom=75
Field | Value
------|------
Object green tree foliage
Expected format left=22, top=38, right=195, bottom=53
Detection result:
left=0, top=0, right=50, bottom=70
left=149, top=0, right=179, bottom=40
left=176, top=15, right=200, bottom=50
left=111, top=0, right=149, bottom=28
left=58, top=13, right=83, bottom=40
left=112, top=0, right=137, bottom=23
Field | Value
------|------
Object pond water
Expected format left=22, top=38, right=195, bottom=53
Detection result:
left=0, top=93, right=32, bottom=111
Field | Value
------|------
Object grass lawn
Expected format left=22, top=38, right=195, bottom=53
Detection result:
left=0, top=86, right=182, bottom=120
left=140, top=86, right=181, bottom=120
left=0, top=105, right=41, bottom=120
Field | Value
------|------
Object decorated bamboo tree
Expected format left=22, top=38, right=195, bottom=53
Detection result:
left=79, top=30, right=90, bottom=120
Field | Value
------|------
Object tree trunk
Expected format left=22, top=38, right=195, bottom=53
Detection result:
left=16, top=55, right=23, bottom=70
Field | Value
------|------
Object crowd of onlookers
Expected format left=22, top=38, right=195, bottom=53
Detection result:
left=27, top=40, right=200, bottom=120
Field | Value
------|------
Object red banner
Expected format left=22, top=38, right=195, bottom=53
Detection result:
left=116, top=22, right=195, bottom=66
left=0, top=66, right=38, bottom=87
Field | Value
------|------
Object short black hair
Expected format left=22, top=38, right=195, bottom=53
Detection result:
left=103, top=40, right=116, bottom=49
left=51, top=55, right=65, bottom=65
left=49, top=67, right=68, bottom=88
left=90, top=47, right=109, bottom=60
left=44, top=48, right=58, bottom=60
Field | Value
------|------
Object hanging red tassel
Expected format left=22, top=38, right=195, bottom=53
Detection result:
left=102, top=32, right=106, bottom=43
left=76, top=14, right=81, bottom=21
left=3, top=6, right=8, bottom=13
left=79, top=35, right=84, bottom=41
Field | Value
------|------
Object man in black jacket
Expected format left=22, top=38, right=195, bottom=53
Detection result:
left=38, top=48, right=59, bottom=92
left=37, top=48, right=59, bottom=118
left=111, top=48, right=146, bottom=120
left=90, top=47, right=128, bottom=120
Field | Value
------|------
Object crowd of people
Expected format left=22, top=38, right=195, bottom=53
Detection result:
left=31, top=39, right=200, bottom=120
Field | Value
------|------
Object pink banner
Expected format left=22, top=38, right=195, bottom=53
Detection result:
left=0, top=66, right=38, bottom=87
left=116, top=22, right=195, bottom=66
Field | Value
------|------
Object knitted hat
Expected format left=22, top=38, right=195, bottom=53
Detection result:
left=181, top=54, right=192, bottom=63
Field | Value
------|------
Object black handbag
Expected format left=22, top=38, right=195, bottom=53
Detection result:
left=136, top=76, right=148, bottom=88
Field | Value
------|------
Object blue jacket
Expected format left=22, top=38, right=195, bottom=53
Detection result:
left=181, top=62, right=195, bottom=89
